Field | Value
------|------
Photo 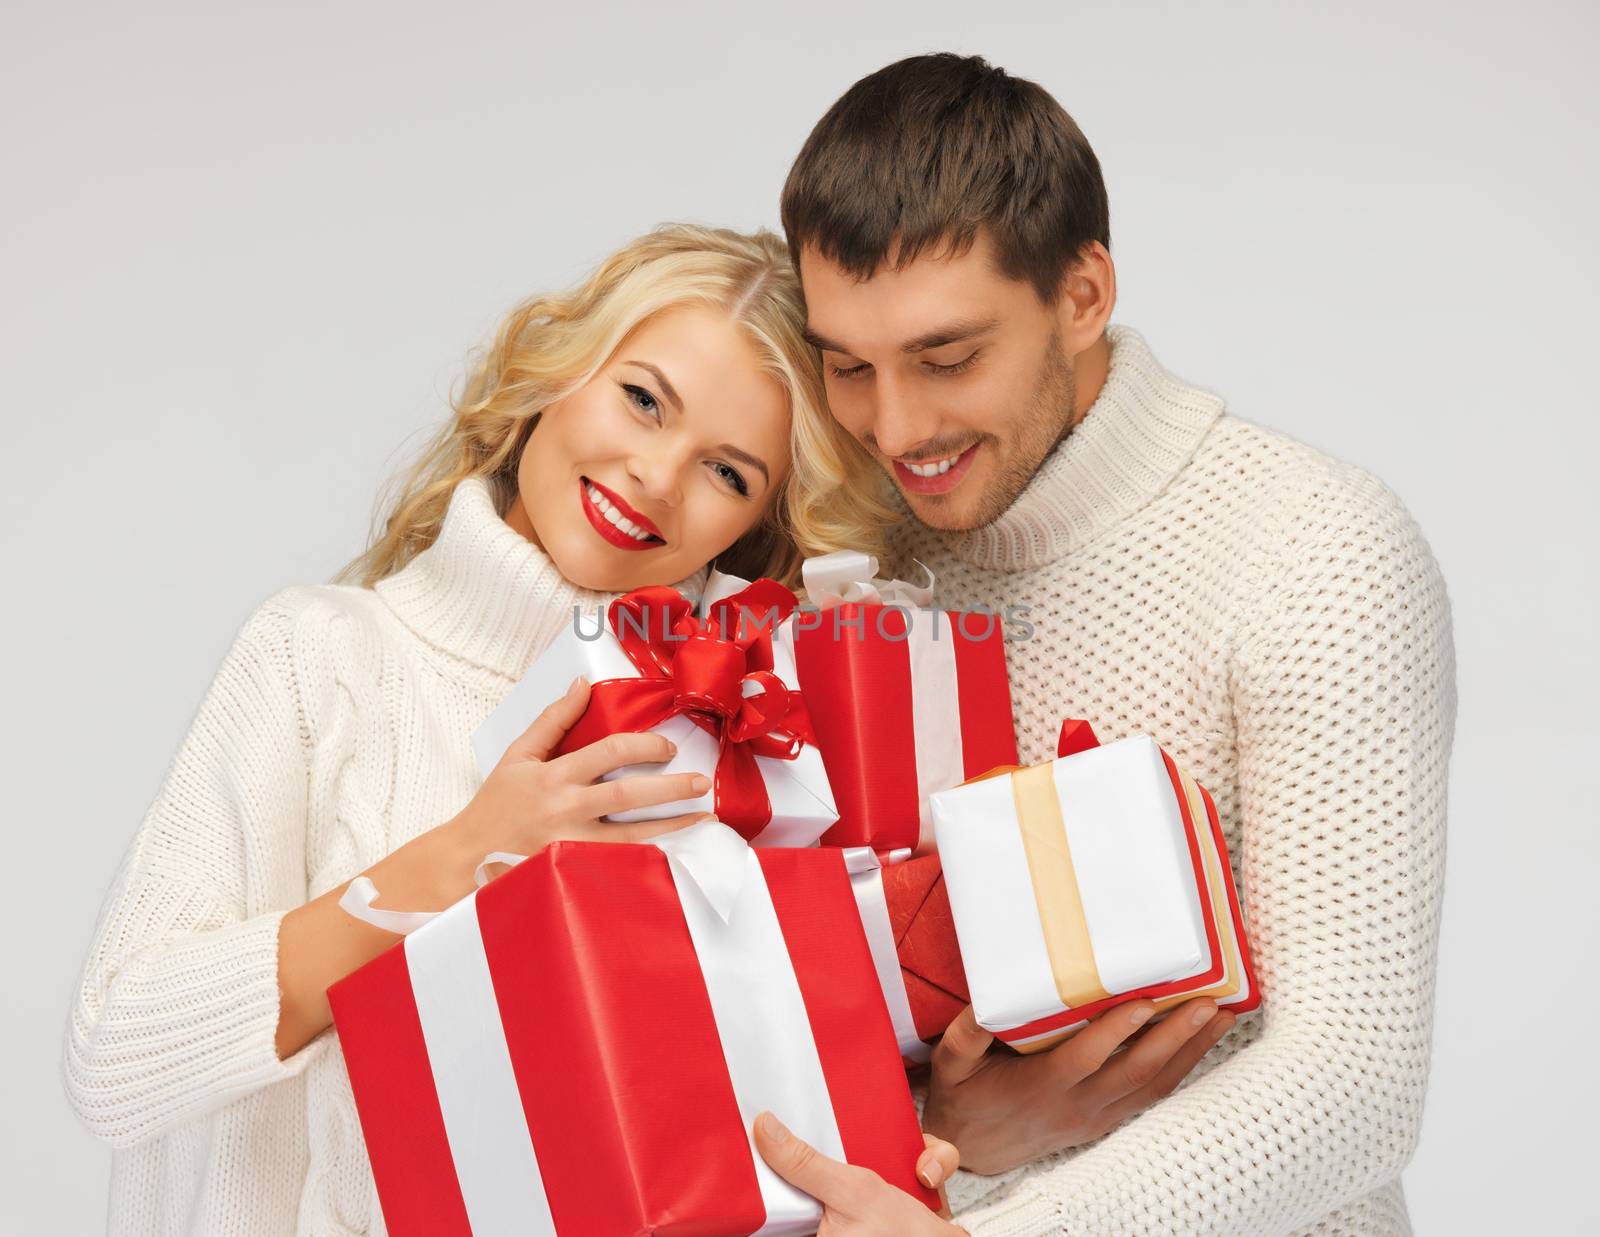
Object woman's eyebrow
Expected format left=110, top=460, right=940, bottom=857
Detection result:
left=622, top=360, right=682, bottom=412
left=719, top=443, right=770, bottom=487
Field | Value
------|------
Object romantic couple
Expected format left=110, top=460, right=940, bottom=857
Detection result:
left=63, top=53, right=1455, bottom=1236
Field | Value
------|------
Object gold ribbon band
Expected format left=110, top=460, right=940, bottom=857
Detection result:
left=1010, top=762, right=1110, bottom=1009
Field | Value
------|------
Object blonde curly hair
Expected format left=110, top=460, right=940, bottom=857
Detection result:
left=339, top=223, right=892, bottom=589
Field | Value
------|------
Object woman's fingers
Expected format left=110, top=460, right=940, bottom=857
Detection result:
left=753, top=1112, right=876, bottom=1213
left=508, top=676, right=591, bottom=762
left=598, top=811, right=717, bottom=844
left=555, top=729, right=680, bottom=783
left=916, top=1133, right=960, bottom=1190
left=575, top=771, right=709, bottom=821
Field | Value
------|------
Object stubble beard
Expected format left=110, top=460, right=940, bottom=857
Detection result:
left=910, top=332, right=1078, bottom=532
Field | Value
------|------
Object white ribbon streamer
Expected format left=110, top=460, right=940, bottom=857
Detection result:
left=842, top=848, right=931, bottom=1064
left=338, top=852, right=527, bottom=936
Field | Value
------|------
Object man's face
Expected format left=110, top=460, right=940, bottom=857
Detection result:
left=800, top=231, right=1076, bottom=531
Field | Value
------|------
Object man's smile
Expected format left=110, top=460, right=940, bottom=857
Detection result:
left=892, top=442, right=981, bottom=495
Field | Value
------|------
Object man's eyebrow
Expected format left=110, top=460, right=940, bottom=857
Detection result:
left=803, top=327, right=852, bottom=355
left=802, top=318, right=1000, bottom=357
left=900, top=316, right=999, bottom=353
left=719, top=443, right=771, bottom=487
left=621, top=360, right=682, bottom=412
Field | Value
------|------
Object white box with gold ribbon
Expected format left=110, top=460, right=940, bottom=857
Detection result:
left=930, top=732, right=1258, bottom=1052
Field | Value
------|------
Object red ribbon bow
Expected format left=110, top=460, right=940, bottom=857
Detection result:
left=555, top=579, right=815, bottom=837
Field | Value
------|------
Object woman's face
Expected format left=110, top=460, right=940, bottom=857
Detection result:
left=510, top=304, right=792, bottom=592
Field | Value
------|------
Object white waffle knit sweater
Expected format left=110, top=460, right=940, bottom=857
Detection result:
left=61, top=477, right=695, bottom=1235
left=913, top=327, right=1456, bottom=1236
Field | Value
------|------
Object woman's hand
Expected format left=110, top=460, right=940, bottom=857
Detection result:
left=753, top=1112, right=969, bottom=1234
left=450, top=675, right=713, bottom=860
left=277, top=676, right=707, bottom=1061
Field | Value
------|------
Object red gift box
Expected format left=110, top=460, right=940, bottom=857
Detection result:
left=328, top=823, right=937, bottom=1236
left=881, top=855, right=970, bottom=1045
left=792, top=603, right=1016, bottom=853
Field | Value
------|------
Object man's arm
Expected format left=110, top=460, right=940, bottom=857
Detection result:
left=953, top=471, right=1456, bottom=1235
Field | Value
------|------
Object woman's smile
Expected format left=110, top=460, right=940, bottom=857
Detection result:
left=579, top=476, right=666, bottom=551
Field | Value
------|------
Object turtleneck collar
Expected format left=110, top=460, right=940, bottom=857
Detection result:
left=373, top=476, right=707, bottom=680
left=942, top=325, right=1224, bottom=572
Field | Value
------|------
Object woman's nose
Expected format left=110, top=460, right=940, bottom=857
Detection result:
left=627, top=449, right=685, bottom=508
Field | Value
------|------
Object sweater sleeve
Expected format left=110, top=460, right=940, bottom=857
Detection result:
left=62, top=594, right=330, bottom=1148
left=955, top=471, right=1457, bottom=1235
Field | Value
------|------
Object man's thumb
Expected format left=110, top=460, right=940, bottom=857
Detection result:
left=930, top=1005, right=994, bottom=1084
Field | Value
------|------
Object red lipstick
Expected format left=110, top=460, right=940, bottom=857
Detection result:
left=579, top=477, right=665, bottom=551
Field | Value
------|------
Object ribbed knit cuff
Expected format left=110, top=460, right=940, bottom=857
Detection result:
left=64, top=908, right=327, bottom=1146
left=955, top=1187, right=1064, bottom=1236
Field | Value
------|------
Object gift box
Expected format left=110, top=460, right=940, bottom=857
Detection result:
left=841, top=851, right=971, bottom=1063
left=328, top=821, right=938, bottom=1236
left=783, top=552, right=1018, bottom=853
left=930, top=721, right=1259, bottom=1053
left=473, top=578, right=838, bottom=846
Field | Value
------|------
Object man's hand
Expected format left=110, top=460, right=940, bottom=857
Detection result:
left=753, top=1112, right=968, bottom=1234
left=922, top=999, right=1236, bottom=1174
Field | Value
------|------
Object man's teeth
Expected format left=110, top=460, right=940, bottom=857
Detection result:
left=584, top=482, right=656, bottom=542
left=903, top=451, right=965, bottom=478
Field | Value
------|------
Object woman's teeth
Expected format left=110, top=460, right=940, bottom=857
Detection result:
left=903, top=450, right=965, bottom=478
left=584, top=482, right=657, bottom=542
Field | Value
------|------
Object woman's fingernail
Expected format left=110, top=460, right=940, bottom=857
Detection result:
left=1192, top=1004, right=1216, bottom=1026
left=759, top=1113, right=789, bottom=1144
left=919, top=1159, right=945, bottom=1188
left=691, top=774, right=711, bottom=793
left=1212, top=1014, right=1236, bottom=1039
left=1129, top=1005, right=1153, bottom=1027
left=568, top=675, right=587, bottom=694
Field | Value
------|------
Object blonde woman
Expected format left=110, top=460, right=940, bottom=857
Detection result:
left=63, top=224, right=963, bottom=1236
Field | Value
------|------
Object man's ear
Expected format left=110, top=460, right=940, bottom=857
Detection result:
left=1055, top=241, right=1117, bottom=355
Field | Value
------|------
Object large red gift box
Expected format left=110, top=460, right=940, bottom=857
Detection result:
left=328, top=822, right=937, bottom=1236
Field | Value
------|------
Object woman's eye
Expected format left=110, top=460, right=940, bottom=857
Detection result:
left=622, top=383, right=661, bottom=418
left=828, top=360, right=871, bottom=380
left=709, top=460, right=750, bottom=497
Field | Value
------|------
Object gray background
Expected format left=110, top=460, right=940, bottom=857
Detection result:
left=5, top=1, right=1596, bottom=1231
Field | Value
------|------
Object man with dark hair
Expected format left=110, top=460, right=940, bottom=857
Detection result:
left=764, top=53, right=1455, bottom=1235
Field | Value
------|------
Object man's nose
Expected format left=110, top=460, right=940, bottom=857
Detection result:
left=870, top=372, right=941, bottom=459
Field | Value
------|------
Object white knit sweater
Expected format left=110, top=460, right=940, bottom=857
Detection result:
left=61, top=477, right=667, bottom=1235
left=913, top=327, right=1456, bottom=1236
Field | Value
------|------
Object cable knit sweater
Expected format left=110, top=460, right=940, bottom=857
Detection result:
left=912, top=327, right=1456, bottom=1236
left=61, top=476, right=712, bottom=1235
